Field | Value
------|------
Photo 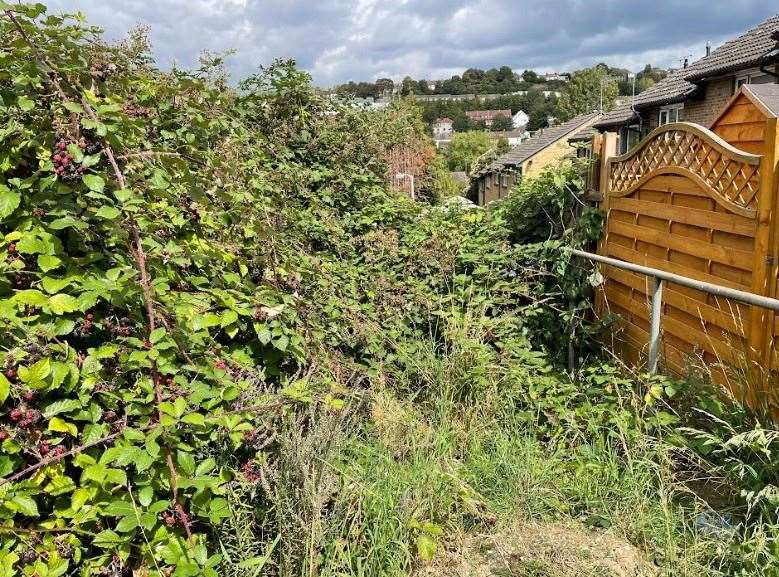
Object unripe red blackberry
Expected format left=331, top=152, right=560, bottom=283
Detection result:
left=39, top=441, right=50, bottom=455
left=9, top=407, right=23, bottom=421
left=21, top=389, right=35, bottom=402
left=7, top=243, right=16, bottom=254
left=5, top=368, right=17, bottom=381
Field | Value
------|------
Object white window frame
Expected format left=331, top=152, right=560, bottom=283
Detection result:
left=659, top=104, right=684, bottom=126
left=735, top=70, right=772, bottom=92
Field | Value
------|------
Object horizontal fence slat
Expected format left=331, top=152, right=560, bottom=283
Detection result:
left=605, top=243, right=749, bottom=291
left=609, top=197, right=756, bottom=237
left=605, top=288, right=745, bottom=366
left=609, top=220, right=753, bottom=272
left=604, top=264, right=749, bottom=337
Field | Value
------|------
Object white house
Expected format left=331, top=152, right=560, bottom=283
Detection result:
left=433, top=117, right=454, bottom=139
left=512, top=110, right=529, bottom=130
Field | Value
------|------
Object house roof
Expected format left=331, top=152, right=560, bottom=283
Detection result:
left=685, top=14, right=779, bottom=81
left=568, top=127, right=597, bottom=143
left=489, top=129, right=526, bottom=139
left=597, top=15, right=779, bottom=115
left=743, top=83, right=779, bottom=117
left=466, top=109, right=511, bottom=120
left=436, top=117, right=453, bottom=123
left=483, top=112, right=601, bottom=172
left=631, top=67, right=699, bottom=109
left=593, top=104, right=639, bottom=129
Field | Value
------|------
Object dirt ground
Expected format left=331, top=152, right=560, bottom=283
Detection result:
left=415, top=520, right=656, bottom=577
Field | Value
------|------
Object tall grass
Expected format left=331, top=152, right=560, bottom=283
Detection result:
left=213, top=316, right=771, bottom=576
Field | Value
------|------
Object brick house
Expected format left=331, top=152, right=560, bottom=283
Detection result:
left=468, top=112, right=601, bottom=206
left=595, top=14, right=779, bottom=153
left=466, top=109, right=512, bottom=127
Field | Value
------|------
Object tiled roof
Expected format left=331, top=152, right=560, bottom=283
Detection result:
left=466, top=109, right=511, bottom=120
left=631, top=67, right=699, bottom=109
left=484, top=112, right=601, bottom=172
left=685, top=15, right=779, bottom=81
left=602, top=15, right=778, bottom=113
left=436, top=117, right=453, bottom=123
left=568, top=127, right=597, bottom=143
left=745, top=83, right=779, bottom=117
left=593, top=104, right=639, bottom=129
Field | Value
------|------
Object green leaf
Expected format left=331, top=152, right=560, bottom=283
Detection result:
left=10, top=495, right=38, bottom=516
left=81, top=117, right=107, bottom=136
left=48, top=293, right=80, bottom=315
left=115, top=515, right=139, bottom=533
left=114, top=189, right=132, bottom=202
left=17, top=96, right=34, bottom=111
left=43, top=398, right=82, bottom=418
left=82, top=174, right=105, bottom=193
left=95, top=205, right=120, bottom=220
left=416, top=534, right=437, bottom=561
left=19, top=357, right=50, bottom=384
left=92, top=530, right=123, bottom=548
left=67, top=143, right=84, bottom=163
left=13, top=289, right=48, bottom=307
left=177, top=451, right=196, bottom=476
left=0, top=373, right=9, bottom=405
left=0, top=186, right=21, bottom=219
left=63, top=101, right=84, bottom=114
left=149, top=327, right=166, bottom=344
left=37, top=254, right=62, bottom=272
left=49, top=417, right=78, bottom=436
left=16, top=234, right=48, bottom=254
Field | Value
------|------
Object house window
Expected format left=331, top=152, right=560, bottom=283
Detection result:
left=659, top=105, right=683, bottom=126
left=735, top=72, right=773, bottom=91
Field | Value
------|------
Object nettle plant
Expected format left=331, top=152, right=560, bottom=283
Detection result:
left=0, top=4, right=310, bottom=576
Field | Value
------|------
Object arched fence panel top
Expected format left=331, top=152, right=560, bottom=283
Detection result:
left=608, top=122, right=763, bottom=218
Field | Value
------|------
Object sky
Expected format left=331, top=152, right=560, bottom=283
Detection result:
left=42, top=0, right=779, bottom=86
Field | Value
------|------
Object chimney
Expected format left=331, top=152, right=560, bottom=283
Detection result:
left=706, top=42, right=711, bottom=57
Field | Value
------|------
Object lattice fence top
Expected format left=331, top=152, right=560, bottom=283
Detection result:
left=609, top=123, right=762, bottom=217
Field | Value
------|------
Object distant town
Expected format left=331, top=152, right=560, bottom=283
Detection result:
left=325, top=63, right=672, bottom=148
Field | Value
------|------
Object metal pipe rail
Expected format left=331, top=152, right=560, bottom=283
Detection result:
left=568, top=248, right=779, bottom=373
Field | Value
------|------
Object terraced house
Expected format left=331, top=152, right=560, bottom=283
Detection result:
left=595, top=14, right=779, bottom=153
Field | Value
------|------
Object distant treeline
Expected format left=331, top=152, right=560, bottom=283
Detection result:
left=334, top=63, right=670, bottom=100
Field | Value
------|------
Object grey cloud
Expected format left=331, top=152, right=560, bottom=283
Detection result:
left=42, top=0, right=778, bottom=85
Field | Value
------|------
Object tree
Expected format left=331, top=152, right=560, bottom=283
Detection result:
left=445, top=131, right=494, bottom=172
left=401, top=76, right=417, bottom=96
left=555, top=66, right=618, bottom=121
left=490, top=115, right=514, bottom=132
left=522, top=70, right=540, bottom=84
left=376, top=77, right=394, bottom=96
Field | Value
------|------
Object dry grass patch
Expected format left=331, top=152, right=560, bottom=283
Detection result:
left=416, top=520, right=656, bottom=577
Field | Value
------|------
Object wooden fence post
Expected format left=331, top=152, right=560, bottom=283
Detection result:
left=749, top=117, right=779, bottom=403
left=596, top=132, right=618, bottom=256
left=594, top=132, right=619, bottom=325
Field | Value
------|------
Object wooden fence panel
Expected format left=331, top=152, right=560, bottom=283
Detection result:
left=598, top=122, right=765, bottom=392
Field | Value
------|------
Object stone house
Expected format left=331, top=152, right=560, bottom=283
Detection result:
left=595, top=14, right=779, bottom=153
left=468, top=112, right=601, bottom=206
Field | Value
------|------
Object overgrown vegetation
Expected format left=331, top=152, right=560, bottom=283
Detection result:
left=1, top=5, right=778, bottom=577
